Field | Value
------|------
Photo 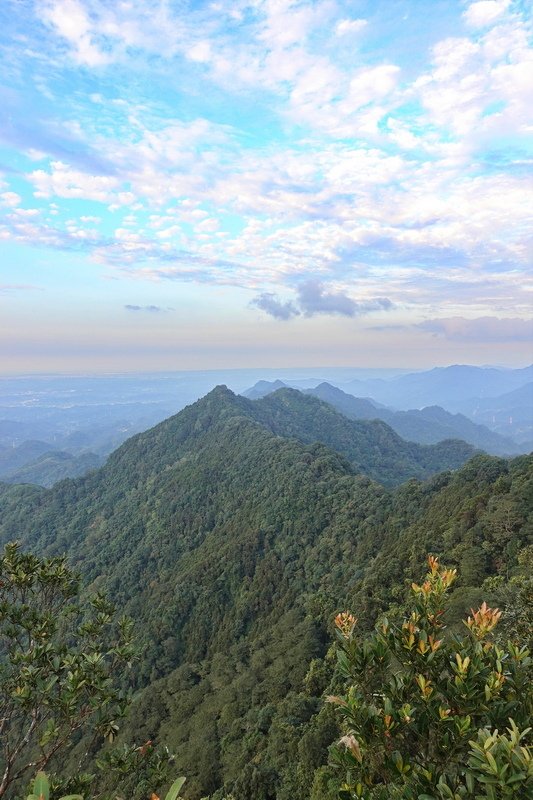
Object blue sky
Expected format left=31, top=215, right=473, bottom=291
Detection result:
left=0, top=0, right=532, bottom=372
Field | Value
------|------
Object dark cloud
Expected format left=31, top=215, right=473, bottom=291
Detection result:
left=417, top=316, right=533, bottom=342
left=250, top=292, right=300, bottom=320
left=296, top=281, right=357, bottom=316
left=297, top=281, right=393, bottom=317
left=251, top=282, right=393, bottom=321
left=124, top=304, right=172, bottom=313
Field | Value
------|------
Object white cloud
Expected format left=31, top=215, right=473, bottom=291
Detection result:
left=259, top=0, right=334, bottom=49
left=11, top=208, right=40, bottom=218
left=347, top=64, right=400, bottom=110
left=188, top=40, right=211, bottom=63
left=1, top=0, right=531, bottom=328
left=412, top=3, right=533, bottom=146
left=42, top=0, right=110, bottom=66
left=29, top=161, right=120, bottom=202
left=463, top=1, right=510, bottom=29
left=196, top=217, right=219, bottom=233
left=0, top=192, right=21, bottom=207
left=335, top=18, right=367, bottom=36
left=386, top=118, right=420, bottom=150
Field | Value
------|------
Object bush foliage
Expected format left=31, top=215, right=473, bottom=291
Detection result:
left=330, top=557, right=532, bottom=799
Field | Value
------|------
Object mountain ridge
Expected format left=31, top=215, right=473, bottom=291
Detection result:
left=242, top=380, right=519, bottom=456
left=0, top=386, right=530, bottom=799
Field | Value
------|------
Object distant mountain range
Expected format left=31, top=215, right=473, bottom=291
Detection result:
left=243, top=381, right=522, bottom=456
left=0, top=439, right=103, bottom=487
left=337, top=365, right=533, bottom=444
left=1, top=364, right=530, bottom=487
left=0, top=384, right=477, bottom=489
left=465, top=381, right=533, bottom=444
left=339, top=364, right=533, bottom=411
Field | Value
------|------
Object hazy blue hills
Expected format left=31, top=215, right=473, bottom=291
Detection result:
left=0, top=439, right=54, bottom=473
left=304, top=383, right=385, bottom=417
left=398, top=404, right=520, bottom=453
left=0, top=439, right=104, bottom=487
left=1, top=449, right=102, bottom=487
left=305, top=383, right=521, bottom=456
left=465, top=381, right=533, bottom=442
left=341, top=363, right=533, bottom=413
left=0, top=385, right=530, bottom=799
left=244, top=379, right=288, bottom=399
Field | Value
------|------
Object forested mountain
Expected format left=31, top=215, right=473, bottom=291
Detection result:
left=1, top=449, right=102, bottom=487
left=251, top=388, right=474, bottom=485
left=0, top=386, right=531, bottom=799
left=243, top=381, right=519, bottom=455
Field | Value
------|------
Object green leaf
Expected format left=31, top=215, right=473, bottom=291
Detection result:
left=33, top=773, right=49, bottom=800
left=164, top=776, right=186, bottom=800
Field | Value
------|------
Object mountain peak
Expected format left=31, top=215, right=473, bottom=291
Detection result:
left=206, top=384, right=235, bottom=397
left=242, top=379, right=287, bottom=399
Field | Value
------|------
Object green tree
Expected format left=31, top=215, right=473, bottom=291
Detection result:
left=0, top=542, right=135, bottom=797
left=330, top=556, right=532, bottom=798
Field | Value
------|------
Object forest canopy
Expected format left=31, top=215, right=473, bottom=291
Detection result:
left=0, top=389, right=531, bottom=798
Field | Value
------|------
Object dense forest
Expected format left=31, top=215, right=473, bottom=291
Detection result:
left=244, top=381, right=521, bottom=456
left=0, top=387, right=531, bottom=798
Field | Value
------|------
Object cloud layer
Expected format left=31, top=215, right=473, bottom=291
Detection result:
left=0, top=0, right=531, bottom=358
left=417, top=316, right=533, bottom=342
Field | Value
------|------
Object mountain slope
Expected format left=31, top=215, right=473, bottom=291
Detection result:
left=252, top=388, right=474, bottom=485
left=0, top=387, right=530, bottom=799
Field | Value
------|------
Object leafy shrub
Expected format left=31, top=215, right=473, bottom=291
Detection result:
left=330, top=556, right=532, bottom=798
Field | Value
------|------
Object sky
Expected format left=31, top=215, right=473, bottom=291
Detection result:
left=0, top=0, right=532, bottom=373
